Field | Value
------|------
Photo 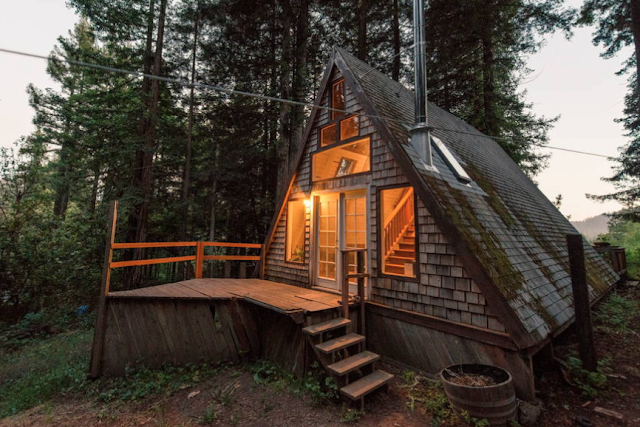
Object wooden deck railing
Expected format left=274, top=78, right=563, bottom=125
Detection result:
left=109, top=241, right=263, bottom=279
left=89, top=200, right=264, bottom=379
left=341, top=248, right=368, bottom=337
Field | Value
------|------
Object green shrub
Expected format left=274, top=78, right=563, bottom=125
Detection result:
left=96, top=362, right=223, bottom=403
left=249, top=360, right=338, bottom=403
left=561, top=356, right=610, bottom=398
left=0, top=330, right=92, bottom=418
left=595, top=293, right=638, bottom=333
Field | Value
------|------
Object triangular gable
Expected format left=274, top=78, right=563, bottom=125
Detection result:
left=263, top=49, right=523, bottom=347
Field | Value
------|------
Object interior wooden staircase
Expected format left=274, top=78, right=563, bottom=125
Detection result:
left=302, top=317, right=393, bottom=409
left=384, top=222, right=416, bottom=276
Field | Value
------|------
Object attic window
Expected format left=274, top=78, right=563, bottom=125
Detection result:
left=431, top=136, right=472, bottom=183
left=340, top=116, right=359, bottom=140
left=331, top=79, right=345, bottom=119
left=312, top=137, right=371, bottom=182
left=319, top=114, right=359, bottom=148
left=320, top=124, right=337, bottom=147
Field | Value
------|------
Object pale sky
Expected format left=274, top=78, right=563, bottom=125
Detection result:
left=0, top=0, right=632, bottom=221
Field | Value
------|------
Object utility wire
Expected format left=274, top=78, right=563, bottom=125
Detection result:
left=0, top=47, right=617, bottom=161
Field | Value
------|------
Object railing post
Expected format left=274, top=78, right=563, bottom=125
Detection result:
left=342, top=251, right=350, bottom=319
left=195, top=241, right=204, bottom=279
left=259, top=243, right=266, bottom=279
left=89, top=200, right=118, bottom=379
left=356, top=250, right=365, bottom=337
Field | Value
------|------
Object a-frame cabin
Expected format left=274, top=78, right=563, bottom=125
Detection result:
left=90, top=47, right=619, bottom=407
left=262, top=47, right=619, bottom=399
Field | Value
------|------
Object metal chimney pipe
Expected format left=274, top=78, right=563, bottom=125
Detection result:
left=410, top=0, right=432, bottom=166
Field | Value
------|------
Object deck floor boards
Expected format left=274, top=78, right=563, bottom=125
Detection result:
left=108, top=278, right=344, bottom=314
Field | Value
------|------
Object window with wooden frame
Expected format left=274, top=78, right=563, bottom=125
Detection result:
left=312, top=137, right=371, bottom=182
left=331, top=79, right=345, bottom=119
left=320, top=123, right=337, bottom=147
left=286, top=200, right=306, bottom=263
left=340, top=115, right=359, bottom=140
left=379, top=187, right=417, bottom=278
left=319, top=115, right=360, bottom=148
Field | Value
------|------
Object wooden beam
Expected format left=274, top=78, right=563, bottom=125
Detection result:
left=202, top=242, right=263, bottom=248
left=366, top=302, right=518, bottom=351
left=567, top=234, right=598, bottom=371
left=111, top=255, right=197, bottom=268
left=111, top=241, right=198, bottom=249
left=342, top=251, right=350, bottom=319
left=195, top=241, right=204, bottom=279
left=88, top=200, right=118, bottom=379
left=259, top=243, right=266, bottom=279
left=357, top=250, right=366, bottom=338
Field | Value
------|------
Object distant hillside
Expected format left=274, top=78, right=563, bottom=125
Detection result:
left=571, top=214, right=610, bottom=240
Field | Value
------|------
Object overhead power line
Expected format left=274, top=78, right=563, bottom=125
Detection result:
left=0, top=47, right=617, bottom=161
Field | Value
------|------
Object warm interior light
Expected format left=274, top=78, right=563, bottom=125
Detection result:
left=303, top=199, right=312, bottom=209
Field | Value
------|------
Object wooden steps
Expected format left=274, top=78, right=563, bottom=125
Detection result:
left=316, top=333, right=365, bottom=354
left=328, top=350, right=380, bottom=376
left=341, top=370, right=394, bottom=401
left=302, top=318, right=351, bottom=336
left=303, top=317, right=393, bottom=409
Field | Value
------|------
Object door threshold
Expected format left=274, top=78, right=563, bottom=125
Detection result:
left=312, top=286, right=364, bottom=298
left=311, top=286, right=342, bottom=296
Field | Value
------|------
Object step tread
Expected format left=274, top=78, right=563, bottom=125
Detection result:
left=387, top=255, right=415, bottom=261
left=340, top=370, right=394, bottom=400
left=302, top=318, right=351, bottom=336
left=385, top=262, right=412, bottom=268
left=328, top=351, right=380, bottom=376
left=315, top=333, right=365, bottom=354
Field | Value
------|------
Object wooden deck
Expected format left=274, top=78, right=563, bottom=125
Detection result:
left=109, top=278, right=344, bottom=314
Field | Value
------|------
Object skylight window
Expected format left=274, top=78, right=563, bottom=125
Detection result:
left=430, top=136, right=472, bottom=183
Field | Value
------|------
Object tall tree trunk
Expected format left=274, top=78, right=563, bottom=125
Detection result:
left=139, top=0, right=167, bottom=244
left=631, top=0, right=640, bottom=119
left=128, top=0, right=168, bottom=287
left=179, top=1, right=200, bottom=279
left=356, top=0, right=368, bottom=60
left=209, top=144, right=219, bottom=242
left=290, top=0, right=309, bottom=167
left=391, top=0, right=401, bottom=81
left=89, top=165, right=100, bottom=216
left=276, top=0, right=293, bottom=202
left=126, top=0, right=156, bottom=281
left=182, top=0, right=200, bottom=238
left=53, top=150, right=71, bottom=219
left=54, top=84, right=77, bottom=219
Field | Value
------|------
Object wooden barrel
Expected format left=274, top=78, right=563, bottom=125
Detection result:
left=440, top=364, right=517, bottom=426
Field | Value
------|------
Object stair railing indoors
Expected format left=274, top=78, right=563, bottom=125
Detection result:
left=382, top=190, right=415, bottom=259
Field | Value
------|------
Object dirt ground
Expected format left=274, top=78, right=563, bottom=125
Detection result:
left=2, top=286, right=639, bottom=427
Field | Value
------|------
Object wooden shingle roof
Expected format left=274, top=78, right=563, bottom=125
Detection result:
left=335, top=47, right=618, bottom=346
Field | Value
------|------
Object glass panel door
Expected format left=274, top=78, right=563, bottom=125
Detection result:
left=315, top=191, right=368, bottom=294
left=316, top=194, right=338, bottom=288
left=344, top=193, right=367, bottom=286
